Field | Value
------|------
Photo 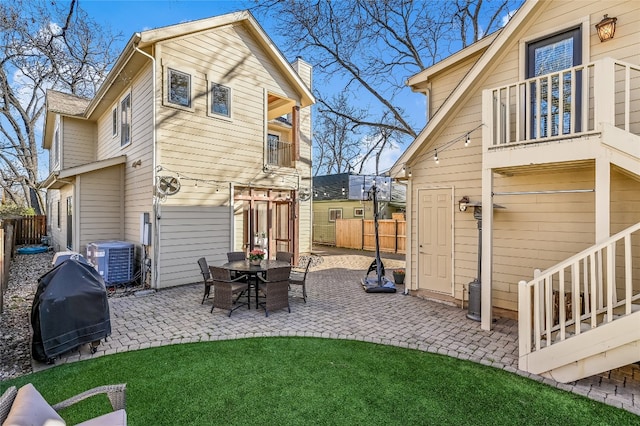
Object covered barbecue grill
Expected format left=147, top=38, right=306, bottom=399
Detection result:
left=31, top=259, right=111, bottom=363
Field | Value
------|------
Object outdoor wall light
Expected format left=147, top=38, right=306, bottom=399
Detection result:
left=458, top=196, right=470, bottom=212
left=596, top=14, right=617, bottom=42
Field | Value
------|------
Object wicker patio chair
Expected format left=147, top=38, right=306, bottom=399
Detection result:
left=289, top=258, right=311, bottom=303
left=210, top=266, right=249, bottom=317
left=0, top=383, right=127, bottom=425
left=197, top=257, right=214, bottom=304
left=226, top=251, right=246, bottom=262
left=257, top=266, right=291, bottom=316
left=52, top=384, right=127, bottom=413
left=275, top=251, right=293, bottom=264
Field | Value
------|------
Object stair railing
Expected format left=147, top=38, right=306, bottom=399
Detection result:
left=519, top=222, right=640, bottom=361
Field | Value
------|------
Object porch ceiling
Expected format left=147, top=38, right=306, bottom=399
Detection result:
left=493, top=159, right=594, bottom=177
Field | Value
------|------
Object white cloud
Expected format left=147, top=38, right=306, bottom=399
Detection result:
left=358, top=143, right=404, bottom=176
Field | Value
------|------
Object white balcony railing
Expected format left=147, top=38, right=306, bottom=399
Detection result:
left=518, top=222, right=640, bottom=360
left=484, top=58, right=640, bottom=148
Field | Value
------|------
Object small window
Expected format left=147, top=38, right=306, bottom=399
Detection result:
left=354, top=208, right=364, bottom=217
left=211, top=83, right=230, bottom=117
left=168, top=68, right=191, bottom=108
left=53, top=127, right=59, bottom=168
left=57, top=200, right=61, bottom=229
left=112, top=106, right=118, bottom=137
left=120, top=93, right=131, bottom=147
left=329, top=208, right=342, bottom=222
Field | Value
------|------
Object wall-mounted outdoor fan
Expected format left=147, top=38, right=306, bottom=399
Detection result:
left=156, top=176, right=181, bottom=196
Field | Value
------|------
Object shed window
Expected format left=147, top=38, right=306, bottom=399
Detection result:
left=211, top=83, right=230, bottom=117
left=168, top=68, right=191, bottom=108
left=329, top=208, right=342, bottom=222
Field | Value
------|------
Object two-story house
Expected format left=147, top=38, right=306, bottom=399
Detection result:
left=391, top=0, right=639, bottom=382
left=41, top=11, right=314, bottom=289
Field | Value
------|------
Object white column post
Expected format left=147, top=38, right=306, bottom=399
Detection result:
left=595, top=157, right=610, bottom=243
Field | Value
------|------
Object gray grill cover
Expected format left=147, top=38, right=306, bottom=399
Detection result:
left=31, top=259, right=111, bottom=362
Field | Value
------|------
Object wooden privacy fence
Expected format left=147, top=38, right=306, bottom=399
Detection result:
left=0, top=228, right=6, bottom=314
left=335, top=218, right=406, bottom=254
left=14, top=215, right=47, bottom=245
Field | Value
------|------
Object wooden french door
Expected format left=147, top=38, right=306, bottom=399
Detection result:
left=235, top=188, right=295, bottom=259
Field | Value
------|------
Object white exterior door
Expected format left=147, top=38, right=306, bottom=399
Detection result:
left=418, top=188, right=452, bottom=294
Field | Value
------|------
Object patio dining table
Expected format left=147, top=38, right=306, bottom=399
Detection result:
left=219, top=259, right=291, bottom=309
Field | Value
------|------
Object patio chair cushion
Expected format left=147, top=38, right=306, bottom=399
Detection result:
left=3, top=383, right=65, bottom=425
left=76, top=409, right=127, bottom=426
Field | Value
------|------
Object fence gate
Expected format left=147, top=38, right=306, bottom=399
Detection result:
left=14, top=215, right=47, bottom=245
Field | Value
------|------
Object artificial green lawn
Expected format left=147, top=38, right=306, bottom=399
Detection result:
left=1, top=337, right=637, bottom=425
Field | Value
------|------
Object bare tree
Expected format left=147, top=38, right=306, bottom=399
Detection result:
left=252, top=0, right=522, bottom=170
left=313, top=94, right=364, bottom=176
left=0, top=0, right=121, bottom=212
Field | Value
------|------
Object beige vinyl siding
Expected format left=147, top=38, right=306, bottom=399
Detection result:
left=428, top=53, right=482, bottom=118
left=154, top=23, right=303, bottom=199
left=157, top=205, right=230, bottom=288
left=61, top=119, right=96, bottom=169
left=77, top=166, right=124, bottom=254
left=491, top=169, right=596, bottom=310
left=122, top=67, right=154, bottom=245
left=611, top=168, right=640, bottom=233
left=48, top=188, right=65, bottom=252
left=94, top=66, right=155, bottom=253
left=407, top=0, right=640, bottom=312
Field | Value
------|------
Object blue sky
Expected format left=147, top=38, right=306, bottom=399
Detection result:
left=75, top=0, right=426, bottom=174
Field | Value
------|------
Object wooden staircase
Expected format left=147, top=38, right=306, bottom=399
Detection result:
left=518, top=223, right=640, bottom=383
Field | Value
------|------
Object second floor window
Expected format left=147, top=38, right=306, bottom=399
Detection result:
left=211, top=83, right=230, bottom=117
left=112, top=106, right=118, bottom=137
left=53, top=127, right=59, bottom=168
left=121, top=93, right=131, bottom=147
left=168, top=68, right=191, bottom=108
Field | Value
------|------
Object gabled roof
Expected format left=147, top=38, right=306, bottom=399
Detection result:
left=406, top=31, right=500, bottom=91
left=313, top=173, right=350, bottom=200
left=43, top=90, right=92, bottom=149
left=40, top=156, right=127, bottom=189
left=84, top=10, right=314, bottom=118
left=46, top=90, right=90, bottom=116
left=43, top=10, right=315, bottom=149
left=391, top=0, right=541, bottom=176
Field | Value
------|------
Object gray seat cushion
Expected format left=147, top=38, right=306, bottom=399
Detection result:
left=76, top=409, right=126, bottom=426
left=3, top=383, right=65, bottom=426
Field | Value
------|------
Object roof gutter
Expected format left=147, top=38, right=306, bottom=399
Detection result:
left=84, top=34, right=141, bottom=118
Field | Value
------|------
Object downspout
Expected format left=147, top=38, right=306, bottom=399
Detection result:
left=134, top=39, right=159, bottom=289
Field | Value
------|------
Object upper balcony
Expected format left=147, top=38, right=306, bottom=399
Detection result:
left=267, top=135, right=293, bottom=168
left=483, top=58, right=640, bottom=173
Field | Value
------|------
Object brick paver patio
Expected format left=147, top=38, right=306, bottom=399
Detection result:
left=35, top=246, right=640, bottom=415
